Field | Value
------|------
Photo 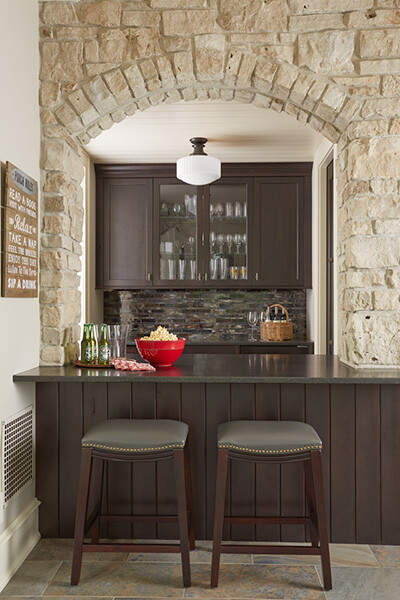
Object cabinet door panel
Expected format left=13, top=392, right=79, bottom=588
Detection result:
left=100, top=178, right=152, bottom=287
left=254, top=177, right=310, bottom=287
left=240, top=345, right=312, bottom=354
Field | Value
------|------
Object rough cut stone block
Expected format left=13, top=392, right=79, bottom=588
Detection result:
left=85, top=63, right=116, bottom=77
left=124, top=63, right=147, bottom=96
left=157, top=56, right=175, bottom=87
left=360, top=59, right=400, bottom=75
left=360, top=28, right=400, bottom=59
left=55, top=105, right=82, bottom=134
left=362, top=97, right=400, bottom=118
left=84, top=40, right=99, bottom=62
left=80, top=0, right=121, bottom=27
left=122, top=10, right=160, bottom=26
left=40, top=82, right=60, bottom=107
left=288, top=0, right=372, bottom=13
left=99, top=29, right=127, bottom=62
left=151, top=0, right=206, bottom=6
left=174, top=51, right=195, bottom=85
left=218, top=0, right=288, bottom=33
left=52, top=25, right=98, bottom=40
left=104, top=69, right=132, bottom=104
left=346, top=236, right=400, bottom=269
left=139, top=59, right=161, bottom=90
left=162, top=37, right=191, bottom=52
left=41, top=2, right=78, bottom=24
left=348, top=136, right=400, bottom=179
left=254, top=57, right=278, bottom=84
left=43, top=214, right=70, bottom=237
left=40, top=41, right=84, bottom=82
left=125, top=27, right=161, bottom=59
left=41, top=346, right=64, bottom=365
left=67, top=90, right=98, bottom=126
left=289, top=13, right=344, bottom=31
left=44, top=172, right=76, bottom=199
left=163, top=10, right=215, bottom=35
left=297, top=30, right=355, bottom=74
left=347, top=9, right=400, bottom=28
left=195, top=34, right=225, bottom=82
left=181, top=88, right=196, bottom=101
left=224, top=50, right=242, bottom=85
left=40, top=250, right=68, bottom=271
left=236, top=54, right=257, bottom=88
left=84, top=76, right=118, bottom=114
left=346, top=119, right=387, bottom=139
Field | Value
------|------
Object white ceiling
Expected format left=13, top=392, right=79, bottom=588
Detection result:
left=86, top=101, right=324, bottom=164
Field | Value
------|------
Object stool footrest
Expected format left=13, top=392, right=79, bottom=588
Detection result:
left=99, top=514, right=179, bottom=523
left=224, top=516, right=310, bottom=525
left=83, top=543, right=181, bottom=553
left=221, top=544, right=321, bottom=555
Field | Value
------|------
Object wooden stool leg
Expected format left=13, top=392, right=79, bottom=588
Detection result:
left=90, top=458, right=104, bottom=543
left=304, top=459, right=319, bottom=547
left=311, top=450, right=332, bottom=591
left=184, top=446, right=196, bottom=551
left=173, top=449, right=191, bottom=588
left=71, top=448, right=93, bottom=585
left=211, top=449, right=229, bottom=588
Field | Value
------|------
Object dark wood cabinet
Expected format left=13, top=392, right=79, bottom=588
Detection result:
left=97, top=177, right=152, bottom=288
left=254, top=177, right=311, bottom=288
left=95, top=163, right=312, bottom=289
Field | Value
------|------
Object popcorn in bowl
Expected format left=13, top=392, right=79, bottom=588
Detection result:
left=140, top=326, right=178, bottom=341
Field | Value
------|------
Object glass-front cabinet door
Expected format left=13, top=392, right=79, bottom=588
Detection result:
left=154, top=179, right=201, bottom=285
left=206, top=178, right=252, bottom=286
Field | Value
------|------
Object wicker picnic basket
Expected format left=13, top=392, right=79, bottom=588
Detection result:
left=260, top=304, right=293, bottom=342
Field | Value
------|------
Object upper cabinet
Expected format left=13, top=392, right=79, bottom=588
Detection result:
left=95, top=164, right=312, bottom=290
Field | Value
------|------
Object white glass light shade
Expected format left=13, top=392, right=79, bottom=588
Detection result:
left=176, top=154, right=221, bottom=186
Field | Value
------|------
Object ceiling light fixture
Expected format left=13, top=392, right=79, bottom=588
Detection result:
left=176, top=137, right=221, bottom=186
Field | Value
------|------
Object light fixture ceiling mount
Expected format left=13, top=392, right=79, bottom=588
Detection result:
left=176, top=137, right=221, bottom=186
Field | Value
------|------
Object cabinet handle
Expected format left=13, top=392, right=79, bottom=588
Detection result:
left=297, top=345, right=309, bottom=349
left=201, top=233, right=205, bottom=245
left=255, top=272, right=259, bottom=281
left=147, top=272, right=152, bottom=282
left=204, top=273, right=208, bottom=281
left=198, top=273, right=202, bottom=281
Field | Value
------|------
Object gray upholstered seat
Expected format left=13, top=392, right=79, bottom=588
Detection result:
left=217, top=420, right=322, bottom=456
left=82, top=419, right=189, bottom=454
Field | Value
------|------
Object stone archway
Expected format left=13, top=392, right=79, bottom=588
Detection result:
left=39, top=0, right=400, bottom=368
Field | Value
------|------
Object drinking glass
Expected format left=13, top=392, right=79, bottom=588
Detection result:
left=210, top=203, right=215, bottom=216
left=184, top=194, right=190, bottom=216
left=226, top=233, right=233, bottom=253
left=210, top=231, right=217, bottom=250
left=188, top=236, right=195, bottom=252
left=168, top=258, right=176, bottom=279
left=247, top=310, right=259, bottom=341
left=241, top=233, right=247, bottom=250
left=225, top=202, right=233, bottom=217
left=173, top=203, right=183, bottom=216
left=240, top=266, right=247, bottom=280
left=219, top=257, right=229, bottom=279
left=110, top=324, right=128, bottom=359
left=190, top=259, right=196, bottom=280
left=217, top=233, right=225, bottom=253
left=215, top=203, right=224, bottom=217
left=210, top=258, right=219, bottom=279
left=235, top=202, right=242, bottom=218
left=178, top=258, right=186, bottom=280
left=233, top=233, right=241, bottom=253
left=230, top=266, right=239, bottom=280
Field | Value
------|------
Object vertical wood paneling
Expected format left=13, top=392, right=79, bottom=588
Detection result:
left=230, top=383, right=255, bottom=540
left=181, top=384, right=207, bottom=539
left=107, top=383, right=132, bottom=538
left=255, top=383, right=280, bottom=541
left=83, top=382, right=108, bottom=537
left=381, top=385, right=400, bottom=544
left=131, top=383, right=156, bottom=539
left=280, top=384, right=305, bottom=542
left=305, top=384, right=330, bottom=541
left=59, top=383, right=82, bottom=537
left=36, top=382, right=59, bottom=537
left=330, top=384, right=356, bottom=543
left=355, top=384, right=381, bottom=543
left=156, top=382, right=181, bottom=539
left=206, top=383, right=230, bottom=540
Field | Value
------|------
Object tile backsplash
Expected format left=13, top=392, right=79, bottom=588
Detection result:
left=104, top=289, right=307, bottom=342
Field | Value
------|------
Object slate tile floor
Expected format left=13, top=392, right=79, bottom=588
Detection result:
left=1, top=539, right=400, bottom=599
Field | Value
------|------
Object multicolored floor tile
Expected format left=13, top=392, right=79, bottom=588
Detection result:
left=27, top=538, right=128, bottom=562
left=44, top=561, right=185, bottom=597
left=370, top=545, right=400, bottom=567
left=0, top=561, right=61, bottom=597
left=253, top=543, right=380, bottom=568
left=129, top=541, right=252, bottom=564
left=319, top=566, right=400, bottom=599
left=185, top=564, right=325, bottom=599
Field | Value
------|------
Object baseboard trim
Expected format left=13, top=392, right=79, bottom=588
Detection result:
left=0, top=498, right=41, bottom=592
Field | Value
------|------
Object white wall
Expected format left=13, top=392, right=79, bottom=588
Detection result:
left=0, top=0, right=40, bottom=589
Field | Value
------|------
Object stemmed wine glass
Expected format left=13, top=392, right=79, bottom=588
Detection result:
left=217, top=233, right=225, bottom=253
left=241, top=233, right=247, bottom=250
left=233, top=233, right=241, bottom=254
left=247, top=310, right=259, bottom=341
left=226, top=233, right=233, bottom=253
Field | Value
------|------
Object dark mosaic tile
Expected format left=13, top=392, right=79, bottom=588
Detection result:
left=370, top=545, right=400, bottom=568
left=318, top=566, right=400, bottom=599
left=27, top=538, right=128, bottom=562
left=185, top=564, right=325, bottom=599
left=44, top=561, right=185, bottom=596
left=0, top=561, right=61, bottom=597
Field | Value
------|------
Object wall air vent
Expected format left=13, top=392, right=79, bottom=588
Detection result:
left=1, top=406, right=33, bottom=506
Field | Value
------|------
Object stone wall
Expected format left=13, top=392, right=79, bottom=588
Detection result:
left=104, top=289, right=307, bottom=340
left=39, top=0, right=400, bottom=367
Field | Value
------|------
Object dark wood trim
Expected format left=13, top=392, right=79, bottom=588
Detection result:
left=95, top=163, right=313, bottom=178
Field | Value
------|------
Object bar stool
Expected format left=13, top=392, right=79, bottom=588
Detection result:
left=211, top=420, right=332, bottom=591
left=71, top=419, right=195, bottom=588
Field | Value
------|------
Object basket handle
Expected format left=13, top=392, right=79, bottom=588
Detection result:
left=266, top=304, right=289, bottom=323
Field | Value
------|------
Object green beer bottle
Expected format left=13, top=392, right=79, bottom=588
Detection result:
left=80, top=324, right=92, bottom=364
left=88, top=324, right=97, bottom=364
left=98, top=324, right=110, bottom=365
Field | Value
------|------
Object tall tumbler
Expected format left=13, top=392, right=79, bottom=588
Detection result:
left=219, top=257, right=229, bottom=279
left=210, top=258, right=219, bottom=280
left=110, top=324, right=129, bottom=359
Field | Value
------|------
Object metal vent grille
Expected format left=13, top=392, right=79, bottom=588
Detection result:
left=1, top=406, right=33, bottom=505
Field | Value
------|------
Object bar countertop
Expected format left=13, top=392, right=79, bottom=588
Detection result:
left=13, top=354, right=400, bottom=384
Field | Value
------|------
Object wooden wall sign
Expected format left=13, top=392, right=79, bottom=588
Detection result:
left=2, top=162, right=38, bottom=297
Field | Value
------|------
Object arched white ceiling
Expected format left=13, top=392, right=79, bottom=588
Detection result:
left=86, top=100, right=324, bottom=164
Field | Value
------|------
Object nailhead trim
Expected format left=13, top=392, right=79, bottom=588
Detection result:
left=218, top=443, right=322, bottom=454
left=82, top=442, right=185, bottom=452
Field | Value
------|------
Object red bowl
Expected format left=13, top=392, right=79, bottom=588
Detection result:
left=135, top=338, right=186, bottom=367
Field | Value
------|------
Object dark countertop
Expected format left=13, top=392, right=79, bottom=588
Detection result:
left=13, top=354, right=400, bottom=384
left=127, top=338, right=314, bottom=346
